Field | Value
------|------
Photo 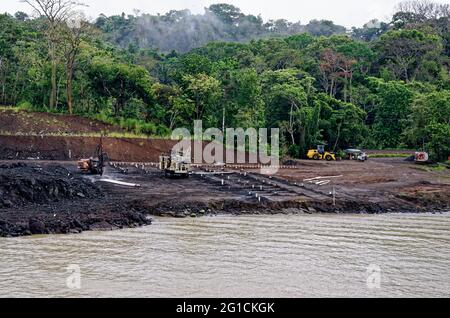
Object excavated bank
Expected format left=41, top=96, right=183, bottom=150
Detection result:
left=0, top=163, right=101, bottom=207
left=0, top=163, right=151, bottom=237
left=0, top=159, right=449, bottom=237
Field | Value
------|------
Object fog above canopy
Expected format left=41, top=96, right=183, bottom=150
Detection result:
left=2, top=0, right=424, bottom=28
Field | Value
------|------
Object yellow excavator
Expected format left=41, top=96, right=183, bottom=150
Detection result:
left=307, top=145, right=336, bottom=161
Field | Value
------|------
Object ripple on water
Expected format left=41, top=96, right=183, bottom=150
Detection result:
left=0, top=213, right=449, bottom=297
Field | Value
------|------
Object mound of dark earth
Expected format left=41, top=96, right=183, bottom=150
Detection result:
left=0, top=163, right=101, bottom=208
left=0, top=163, right=151, bottom=237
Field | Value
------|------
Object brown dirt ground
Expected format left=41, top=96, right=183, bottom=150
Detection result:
left=261, top=158, right=450, bottom=207
left=0, top=108, right=124, bottom=135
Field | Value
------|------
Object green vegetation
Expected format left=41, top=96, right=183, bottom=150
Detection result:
left=368, top=153, right=412, bottom=158
left=0, top=1, right=449, bottom=160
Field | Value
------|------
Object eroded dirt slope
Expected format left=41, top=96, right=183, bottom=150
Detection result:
left=0, top=108, right=124, bottom=135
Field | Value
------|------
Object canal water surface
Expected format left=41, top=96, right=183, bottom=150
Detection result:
left=1, top=213, right=449, bottom=297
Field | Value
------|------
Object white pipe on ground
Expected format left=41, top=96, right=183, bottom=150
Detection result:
left=99, top=179, right=141, bottom=187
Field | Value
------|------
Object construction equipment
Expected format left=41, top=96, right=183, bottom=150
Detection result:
left=77, top=139, right=108, bottom=175
left=344, top=149, right=368, bottom=162
left=414, top=152, right=429, bottom=163
left=307, top=145, right=336, bottom=161
left=159, top=150, right=190, bottom=178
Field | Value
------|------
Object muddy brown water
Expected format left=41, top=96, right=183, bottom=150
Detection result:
left=1, top=213, right=449, bottom=298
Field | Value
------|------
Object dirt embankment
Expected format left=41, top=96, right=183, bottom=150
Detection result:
left=0, top=135, right=179, bottom=162
left=0, top=108, right=169, bottom=161
left=0, top=108, right=269, bottom=163
left=0, top=108, right=124, bottom=135
left=0, top=108, right=181, bottom=162
left=0, top=135, right=254, bottom=162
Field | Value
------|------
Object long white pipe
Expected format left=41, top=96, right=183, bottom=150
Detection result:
left=99, top=179, right=141, bottom=187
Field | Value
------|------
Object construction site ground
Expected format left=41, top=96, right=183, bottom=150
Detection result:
left=1, top=109, right=448, bottom=237
left=1, top=157, right=449, bottom=237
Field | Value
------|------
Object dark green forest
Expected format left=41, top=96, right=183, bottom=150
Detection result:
left=0, top=1, right=449, bottom=160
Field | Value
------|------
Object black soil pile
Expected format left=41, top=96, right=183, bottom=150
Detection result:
left=0, top=163, right=101, bottom=208
left=0, top=163, right=151, bottom=237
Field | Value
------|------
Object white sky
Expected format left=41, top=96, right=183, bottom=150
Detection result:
left=2, top=0, right=449, bottom=27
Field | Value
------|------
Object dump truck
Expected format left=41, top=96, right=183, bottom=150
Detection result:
left=307, top=145, right=336, bottom=161
left=159, top=150, right=190, bottom=178
left=77, top=139, right=108, bottom=175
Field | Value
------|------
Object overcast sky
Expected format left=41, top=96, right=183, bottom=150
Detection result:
left=2, top=0, right=447, bottom=27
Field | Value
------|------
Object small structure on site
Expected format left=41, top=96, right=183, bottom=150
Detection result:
left=344, top=149, right=368, bottom=162
left=159, top=150, right=191, bottom=178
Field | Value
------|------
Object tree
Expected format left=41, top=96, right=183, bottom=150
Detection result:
left=182, top=73, right=221, bottom=121
left=208, top=4, right=242, bottom=25
left=151, top=83, right=193, bottom=129
left=371, top=80, right=414, bottom=148
left=0, top=14, right=24, bottom=104
left=89, top=57, right=154, bottom=116
left=376, top=29, right=442, bottom=82
left=406, top=91, right=450, bottom=160
left=392, top=1, right=450, bottom=59
left=262, top=69, right=312, bottom=156
left=318, top=49, right=339, bottom=97
left=351, top=19, right=389, bottom=42
left=271, top=83, right=307, bottom=146
left=61, top=13, right=93, bottom=114
left=305, top=20, right=346, bottom=37
left=395, top=0, right=450, bottom=22
left=424, top=123, right=450, bottom=161
left=328, top=99, right=367, bottom=150
left=94, top=6, right=345, bottom=54
left=2, top=4, right=449, bottom=160
left=229, top=68, right=265, bottom=129
left=22, top=0, right=85, bottom=109
left=318, top=48, right=356, bottom=100
left=14, top=11, right=29, bottom=21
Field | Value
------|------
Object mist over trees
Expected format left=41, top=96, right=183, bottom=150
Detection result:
left=95, top=4, right=347, bottom=53
left=0, top=0, right=449, bottom=161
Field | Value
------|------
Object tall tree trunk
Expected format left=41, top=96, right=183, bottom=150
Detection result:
left=66, top=55, right=74, bottom=114
left=12, top=72, right=19, bottom=105
left=343, top=78, right=348, bottom=103
left=0, top=57, right=4, bottom=103
left=299, top=125, right=306, bottom=159
left=66, top=69, right=73, bottom=114
left=349, top=75, right=353, bottom=104
left=50, top=44, right=57, bottom=109
left=222, top=106, right=226, bottom=133
left=289, top=102, right=295, bottom=145
left=333, top=123, right=342, bottom=152
left=329, top=78, right=334, bottom=97
left=56, top=75, right=62, bottom=109
left=1, top=81, right=5, bottom=105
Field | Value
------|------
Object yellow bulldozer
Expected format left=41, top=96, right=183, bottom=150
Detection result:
left=307, top=145, right=336, bottom=161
